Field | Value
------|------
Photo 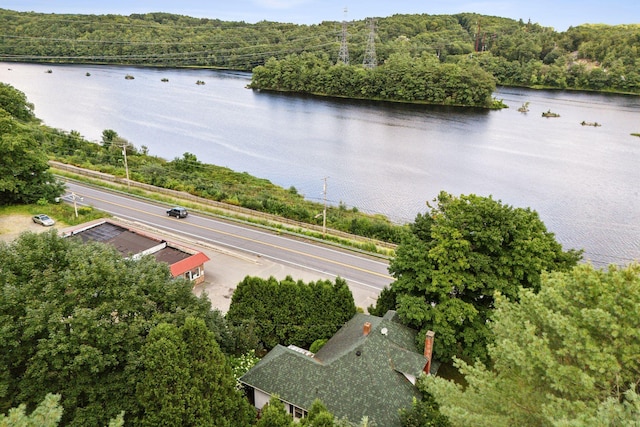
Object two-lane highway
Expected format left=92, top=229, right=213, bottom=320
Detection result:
left=62, top=181, right=393, bottom=293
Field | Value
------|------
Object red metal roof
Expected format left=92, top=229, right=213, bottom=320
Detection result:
left=170, top=252, right=210, bottom=277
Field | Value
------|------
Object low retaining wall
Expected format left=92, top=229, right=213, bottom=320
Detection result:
left=49, top=160, right=397, bottom=251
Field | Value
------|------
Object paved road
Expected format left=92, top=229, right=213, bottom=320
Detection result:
left=62, top=181, right=393, bottom=295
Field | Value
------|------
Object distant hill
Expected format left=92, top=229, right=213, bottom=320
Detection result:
left=0, top=8, right=638, bottom=93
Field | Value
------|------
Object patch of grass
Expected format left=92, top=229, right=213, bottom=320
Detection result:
left=0, top=202, right=109, bottom=227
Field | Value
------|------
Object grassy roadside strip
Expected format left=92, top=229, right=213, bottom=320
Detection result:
left=51, top=166, right=397, bottom=259
left=0, top=201, right=108, bottom=233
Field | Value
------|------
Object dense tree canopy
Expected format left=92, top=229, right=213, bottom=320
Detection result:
left=0, top=82, right=35, bottom=122
left=135, top=318, right=255, bottom=426
left=226, top=276, right=356, bottom=351
left=249, top=52, right=498, bottom=108
left=0, top=85, right=64, bottom=205
left=426, top=263, right=640, bottom=426
left=370, top=191, right=582, bottom=363
left=1, top=9, right=638, bottom=94
left=0, top=231, right=245, bottom=426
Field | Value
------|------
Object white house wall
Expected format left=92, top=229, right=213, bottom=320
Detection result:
left=255, top=389, right=270, bottom=410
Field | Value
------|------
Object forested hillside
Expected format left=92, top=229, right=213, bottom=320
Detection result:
left=1, top=9, right=639, bottom=94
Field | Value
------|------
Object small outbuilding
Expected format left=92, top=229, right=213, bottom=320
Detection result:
left=65, top=219, right=210, bottom=285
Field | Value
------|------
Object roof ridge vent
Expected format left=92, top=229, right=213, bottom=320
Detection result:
left=287, top=344, right=314, bottom=357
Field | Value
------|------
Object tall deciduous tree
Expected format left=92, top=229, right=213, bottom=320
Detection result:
left=0, top=231, right=230, bottom=426
left=370, top=191, right=581, bottom=362
left=0, top=125, right=65, bottom=204
left=0, top=86, right=64, bottom=205
left=426, top=263, right=640, bottom=426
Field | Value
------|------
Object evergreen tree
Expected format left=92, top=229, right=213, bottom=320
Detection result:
left=426, top=263, right=640, bottom=426
left=136, top=318, right=255, bottom=426
left=227, top=276, right=356, bottom=351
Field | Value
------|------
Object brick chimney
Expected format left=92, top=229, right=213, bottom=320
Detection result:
left=363, top=322, right=372, bottom=336
left=423, top=330, right=435, bottom=375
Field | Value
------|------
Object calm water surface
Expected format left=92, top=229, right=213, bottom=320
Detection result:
left=2, top=62, right=639, bottom=267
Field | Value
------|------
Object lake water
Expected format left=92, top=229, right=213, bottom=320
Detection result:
left=1, top=62, right=639, bottom=267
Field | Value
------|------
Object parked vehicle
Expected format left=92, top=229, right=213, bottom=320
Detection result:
left=32, top=214, right=55, bottom=226
left=167, top=207, right=188, bottom=218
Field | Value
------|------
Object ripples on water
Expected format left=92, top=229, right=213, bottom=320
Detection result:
left=1, top=63, right=639, bottom=267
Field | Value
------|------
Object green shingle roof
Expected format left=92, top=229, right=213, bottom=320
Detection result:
left=240, top=311, right=430, bottom=427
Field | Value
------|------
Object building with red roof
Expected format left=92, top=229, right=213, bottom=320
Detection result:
left=65, top=219, right=210, bottom=285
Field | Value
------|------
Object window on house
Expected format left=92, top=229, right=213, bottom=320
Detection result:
left=293, top=406, right=306, bottom=419
left=185, top=267, right=202, bottom=281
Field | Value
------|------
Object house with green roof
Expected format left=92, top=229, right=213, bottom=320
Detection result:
left=239, top=310, right=436, bottom=426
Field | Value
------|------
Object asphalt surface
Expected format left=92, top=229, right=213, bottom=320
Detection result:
left=61, top=181, right=389, bottom=312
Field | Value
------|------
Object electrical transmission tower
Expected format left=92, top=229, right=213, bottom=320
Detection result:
left=363, top=18, right=377, bottom=69
left=337, top=8, right=349, bottom=65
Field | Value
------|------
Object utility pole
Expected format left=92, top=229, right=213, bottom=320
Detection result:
left=121, top=142, right=130, bottom=190
left=363, top=18, right=377, bottom=69
left=70, top=192, right=83, bottom=217
left=322, top=176, right=328, bottom=238
left=338, top=8, right=349, bottom=65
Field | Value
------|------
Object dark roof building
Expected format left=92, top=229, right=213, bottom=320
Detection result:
left=65, top=219, right=210, bottom=285
left=240, top=310, right=436, bottom=426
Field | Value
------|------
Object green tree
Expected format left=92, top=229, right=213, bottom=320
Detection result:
left=426, top=263, right=640, bottom=426
left=136, top=318, right=255, bottom=426
left=226, top=276, right=356, bottom=351
left=0, top=82, right=35, bottom=122
left=0, top=394, right=125, bottom=427
left=171, top=152, right=201, bottom=174
left=101, top=129, right=118, bottom=148
left=399, top=389, right=451, bottom=427
left=300, top=400, right=337, bottom=427
left=135, top=323, right=191, bottom=426
left=0, top=394, right=63, bottom=427
left=370, top=191, right=581, bottom=363
left=0, top=115, right=65, bottom=205
left=256, top=396, right=293, bottom=427
left=0, top=231, right=228, bottom=426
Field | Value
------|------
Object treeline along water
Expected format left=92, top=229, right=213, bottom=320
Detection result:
left=1, top=62, right=639, bottom=267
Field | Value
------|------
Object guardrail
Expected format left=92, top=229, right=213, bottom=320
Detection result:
left=49, top=160, right=398, bottom=251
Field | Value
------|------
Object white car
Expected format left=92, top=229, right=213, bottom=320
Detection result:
left=32, top=214, right=55, bottom=226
